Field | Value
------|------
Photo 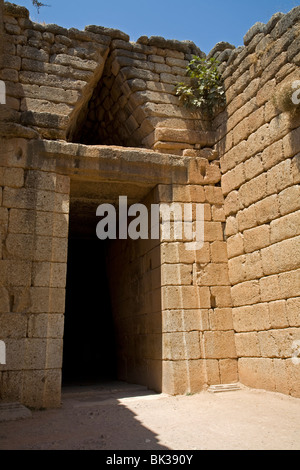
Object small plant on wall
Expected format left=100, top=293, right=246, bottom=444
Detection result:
left=175, top=56, right=226, bottom=117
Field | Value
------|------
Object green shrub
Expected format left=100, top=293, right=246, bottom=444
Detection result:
left=175, top=56, right=226, bottom=117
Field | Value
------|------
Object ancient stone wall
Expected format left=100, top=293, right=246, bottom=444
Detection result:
left=76, top=36, right=214, bottom=154
left=213, top=8, right=300, bottom=397
left=106, top=166, right=238, bottom=397
left=0, top=138, right=70, bottom=408
left=0, top=1, right=299, bottom=407
left=0, top=2, right=111, bottom=140
left=0, top=3, right=214, bottom=155
left=106, top=189, right=163, bottom=392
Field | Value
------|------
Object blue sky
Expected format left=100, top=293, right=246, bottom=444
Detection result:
left=15, top=0, right=299, bottom=53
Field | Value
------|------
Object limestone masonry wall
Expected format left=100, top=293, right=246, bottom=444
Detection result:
left=213, top=8, right=300, bottom=396
left=0, top=138, right=70, bottom=408
left=0, top=0, right=299, bottom=407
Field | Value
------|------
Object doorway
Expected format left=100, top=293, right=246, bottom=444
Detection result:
left=62, top=235, right=117, bottom=385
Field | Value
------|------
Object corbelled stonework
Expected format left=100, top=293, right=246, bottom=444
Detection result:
left=0, top=1, right=299, bottom=408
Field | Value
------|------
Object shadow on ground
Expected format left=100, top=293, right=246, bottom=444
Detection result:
left=0, top=382, right=169, bottom=450
left=1, top=381, right=300, bottom=450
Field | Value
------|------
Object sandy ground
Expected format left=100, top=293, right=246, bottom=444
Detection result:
left=0, top=381, right=299, bottom=451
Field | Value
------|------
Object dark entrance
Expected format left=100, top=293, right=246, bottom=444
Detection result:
left=62, top=235, right=117, bottom=385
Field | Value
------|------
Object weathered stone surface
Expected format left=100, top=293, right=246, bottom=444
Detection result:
left=1, top=1, right=300, bottom=408
left=85, top=24, right=129, bottom=42
left=207, top=42, right=235, bottom=60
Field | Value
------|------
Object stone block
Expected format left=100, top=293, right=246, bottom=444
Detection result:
left=235, top=332, right=260, bottom=357
left=27, top=314, right=64, bottom=339
left=196, top=263, right=230, bottom=286
left=161, top=241, right=210, bottom=265
left=221, top=164, right=245, bottom=195
left=270, top=211, right=300, bottom=244
left=211, top=205, right=225, bottom=222
left=231, top=280, right=261, bottom=307
left=246, top=124, right=271, bottom=158
left=0, top=168, right=24, bottom=188
left=219, top=359, right=238, bottom=384
left=33, top=236, right=53, bottom=262
left=203, top=330, right=237, bottom=359
left=54, top=213, right=69, bottom=238
left=35, top=211, right=54, bottom=236
left=50, top=263, right=67, bottom=288
left=258, top=331, right=279, bottom=357
left=46, top=339, right=63, bottom=369
left=5, top=233, right=34, bottom=260
left=266, top=159, right=292, bottom=195
left=268, top=300, right=289, bottom=329
left=232, top=303, right=270, bottom=332
left=243, top=251, right=264, bottom=281
left=8, top=209, right=35, bottom=235
left=204, top=186, right=224, bottom=205
left=227, top=233, right=244, bottom=259
left=162, top=360, right=189, bottom=395
left=291, top=154, right=300, bottom=184
left=286, top=297, right=300, bottom=327
left=238, top=358, right=276, bottom=391
left=286, top=360, right=300, bottom=398
left=163, top=331, right=201, bottom=360
left=25, top=170, right=57, bottom=191
left=3, top=338, right=25, bottom=371
left=244, top=225, right=270, bottom=253
left=209, top=308, right=233, bottom=331
left=278, top=269, right=300, bottom=299
left=188, top=360, right=207, bottom=393
left=22, top=369, right=62, bottom=409
left=51, top=237, right=68, bottom=263
left=210, top=286, right=232, bottom=308
left=282, top=128, right=300, bottom=159
left=3, top=188, right=36, bottom=210
left=261, top=236, right=300, bottom=276
left=0, top=285, right=9, bottom=311
left=162, top=285, right=202, bottom=310
left=228, top=256, right=245, bottom=285
left=244, top=154, right=264, bottom=181
left=161, top=264, right=193, bottom=286
left=36, top=190, right=56, bottom=212
left=273, top=359, right=290, bottom=395
left=239, top=173, right=267, bottom=208
left=259, top=274, right=282, bottom=302
left=224, top=191, right=242, bottom=216
left=210, top=241, right=228, bottom=263
left=278, top=185, right=300, bottom=216
left=225, top=216, right=238, bottom=237
left=254, top=194, right=280, bottom=225
left=204, top=222, right=224, bottom=242
left=236, top=205, right=257, bottom=232
left=261, top=138, right=284, bottom=171
left=0, top=260, right=31, bottom=287
left=205, top=359, right=220, bottom=385
left=0, top=313, right=27, bottom=338
left=29, top=287, right=51, bottom=314
left=162, top=309, right=209, bottom=333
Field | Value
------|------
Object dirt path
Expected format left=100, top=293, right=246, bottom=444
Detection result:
left=0, top=382, right=299, bottom=450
